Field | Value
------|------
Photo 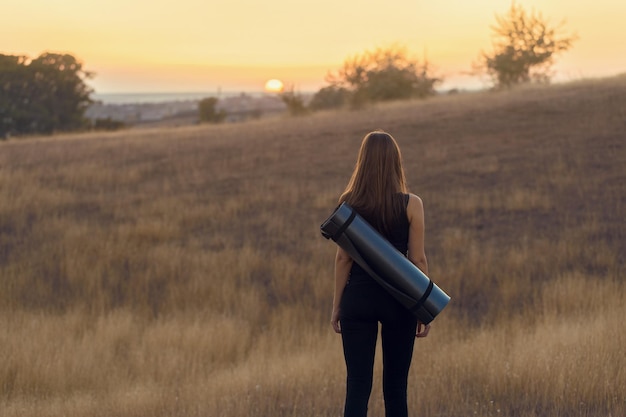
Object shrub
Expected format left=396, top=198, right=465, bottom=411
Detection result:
left=198, top=97, right=226, bottom=123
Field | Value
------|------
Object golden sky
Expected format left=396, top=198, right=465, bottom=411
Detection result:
left=2, top=0, right=625, bottom=92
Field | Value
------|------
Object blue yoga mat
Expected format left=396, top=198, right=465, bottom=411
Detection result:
left=321, top=202, right=450, bottom=324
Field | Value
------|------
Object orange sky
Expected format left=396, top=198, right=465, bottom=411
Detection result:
left=1, top=0, right=625, bottom=93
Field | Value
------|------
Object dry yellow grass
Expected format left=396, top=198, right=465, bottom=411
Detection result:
left=1, top=75, right=625, bottom=416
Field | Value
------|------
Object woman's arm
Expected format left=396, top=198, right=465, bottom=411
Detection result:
left=407, top=193, right=431, bottom=337
left=331, top=246, right=352, bottom=333
left=407, top=194, right=428, bottom=275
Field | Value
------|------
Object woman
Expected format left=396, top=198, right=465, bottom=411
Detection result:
left=330, top=130, right=430, bottom=417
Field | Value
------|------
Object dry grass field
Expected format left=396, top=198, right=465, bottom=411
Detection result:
left=1, top=75, right=625, bottom=417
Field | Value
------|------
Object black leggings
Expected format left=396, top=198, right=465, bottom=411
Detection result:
left=340, top=280, right=418, bottom=417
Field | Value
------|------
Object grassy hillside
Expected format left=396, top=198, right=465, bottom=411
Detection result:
left=1, top=75, right=624, bottom=416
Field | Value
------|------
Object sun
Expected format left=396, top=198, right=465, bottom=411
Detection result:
left=264, top=79, right=284, bottom=93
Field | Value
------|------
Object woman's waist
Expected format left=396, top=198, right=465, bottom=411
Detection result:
left=348, top=266, right=378, bottom=285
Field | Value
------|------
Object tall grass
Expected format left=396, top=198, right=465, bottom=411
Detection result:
left=1, top=76, right=625, bottom=416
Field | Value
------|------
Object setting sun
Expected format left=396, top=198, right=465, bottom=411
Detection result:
left=264, top=79, right=284, bottom=93
left=2, top=0, right=625, bottom=93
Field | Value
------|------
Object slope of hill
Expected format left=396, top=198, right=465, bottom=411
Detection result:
left=0, top=75, right=624, bottom=416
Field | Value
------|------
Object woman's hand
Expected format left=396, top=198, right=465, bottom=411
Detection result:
left=331, top=308, right=341, bottom=334
left=415, top=321, right=431, bottom=338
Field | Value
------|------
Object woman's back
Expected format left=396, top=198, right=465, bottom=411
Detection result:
left=347, top=193, right=410, bottom=285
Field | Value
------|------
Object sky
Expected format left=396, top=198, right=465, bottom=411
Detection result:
left=2, top=0, right=625, bottom=93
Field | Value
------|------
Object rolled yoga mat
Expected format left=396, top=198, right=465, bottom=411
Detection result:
left=321, top=202, right=450, bottom=324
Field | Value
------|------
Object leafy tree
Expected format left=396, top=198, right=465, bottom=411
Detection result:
left=325, top=45, right=440, bottom=108
left=198, top=97, right=226, bottom=123
left=0, top=52, right=93, bottom=137
left=478, top=2, right=577, bottom=88
left=308, top=85, right=350, bottom=111
left=280, top=86, right=309, bottom=116
left=0, top=54, right=29, bottom=138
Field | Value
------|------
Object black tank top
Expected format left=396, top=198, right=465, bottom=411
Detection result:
left=348, top=193, right=410, bottom=284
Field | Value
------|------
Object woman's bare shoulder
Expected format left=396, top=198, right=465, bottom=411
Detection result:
left=407, top=193, right=423, bottom=206
left=406, top=193, right=424, bottom=222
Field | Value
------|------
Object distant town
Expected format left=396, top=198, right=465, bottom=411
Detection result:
left=86, top=92, right=300, bottom=127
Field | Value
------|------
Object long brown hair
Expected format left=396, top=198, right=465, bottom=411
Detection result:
left=339, top=130, right=408, bottom=234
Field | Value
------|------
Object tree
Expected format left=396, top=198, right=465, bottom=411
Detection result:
left=308, top=85, right=350, bottom=111
left=0, top=52, right=93, bottom=137
left=325, top=45, right=440, bottom=108
left=477, top=2, right=577, bottom=88
left=0, top=54, right=29, bottom=138
left=280, top=86, right=309, bottom=116
left=198, top=97, right=226, bottom=123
